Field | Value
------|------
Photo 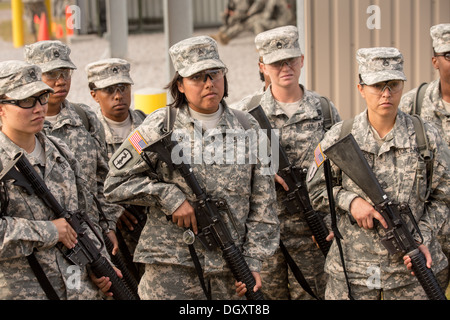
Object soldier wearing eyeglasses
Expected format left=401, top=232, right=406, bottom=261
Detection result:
left=86, top=58, right=147, bottom=283
left=86, top=58, right=145, bottom=160
left=24, top=41, right=125, bottom=271
left=104, top=36, right=280, bottom=300
left=307, top=47, right=450, bottom=300
left=234, top=25, right=340, bottom=300
left=0, top=60, right=112, bottom=299
left=399, top=23, right=450, bottom=296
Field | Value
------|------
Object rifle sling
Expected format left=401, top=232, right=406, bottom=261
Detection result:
left=27, top=251, right=60, bottom=300
left=323, top=159, right=354, bottom=300
left=2, top=160, right=60, bottom=300
left=279, top=240, right=320, bottom=300
left=188, top=244, right=212, bottom=300
left=163, top=105, right=254, bottom=300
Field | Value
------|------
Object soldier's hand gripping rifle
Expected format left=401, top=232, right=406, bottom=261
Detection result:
left=249, top=105, right=331, bottom=256
left=141, top=131, right=264, bottom=300
left=324, top=134, right=447, bottom=300
left=1, top=152, right=139, bottom=300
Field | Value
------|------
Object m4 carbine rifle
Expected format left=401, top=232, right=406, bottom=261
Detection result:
left=249, top=105, right=331, bottom=256
left=142, top=131, right=264, bottom=300
left=1, top=152, right=139, bottom=300
left=324, top=134, right=447, bottom=300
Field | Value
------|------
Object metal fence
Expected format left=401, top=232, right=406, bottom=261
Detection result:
left=76, top=0, right=227, bottom=34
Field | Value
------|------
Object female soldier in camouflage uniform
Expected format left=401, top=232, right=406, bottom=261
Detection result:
left=235, top=26, right=340, bottom=300
left=399, top=24, right=450, bottom=293
left=307, top=47, right=449, bottom=300
left=0, top=60, right=113, bottom=299
left=24, top=40, right=123, bottom=255
left=104, top=36, right=279, bottom=300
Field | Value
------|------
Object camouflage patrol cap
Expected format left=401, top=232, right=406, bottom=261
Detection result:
left=357, top=47, right=407, bottom=85
left=255, top=25, right=303, bottom=65
left=86, top=58, right=134, bottom=89
left=0, top=60, right=53, bottom=100
left=169, top=36, right=226, bottom=77
left=24, top=40, right=77, bottom=73
left=430, top=23, right=450, bottom=53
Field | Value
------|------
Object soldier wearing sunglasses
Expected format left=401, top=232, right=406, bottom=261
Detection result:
left=0, top=60, right=113, bottom=299
left=307, top=47, right=450, bottom=300
left=399, top=23, right=450, bottom=295
left=104, top=36, right=279, bottom=300
left=87, top=58, right=147, bottom=282
left=24, top=41, right=125, bottom=274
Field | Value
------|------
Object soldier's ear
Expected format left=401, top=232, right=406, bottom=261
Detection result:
left=431, top=56, right=439, bottom=70
left=90, top=90, right=99, bottom=103
left=177, top=80, right=185, bottom=94
left=357, top=84, right=366, bottom=99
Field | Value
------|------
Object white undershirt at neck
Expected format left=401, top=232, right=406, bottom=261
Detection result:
left=104, top=114, right=132, bottom=140
left=27, top=136, right=46, bottom=166
left=45, top=113, right=59, bottom=125
left=276, top=99, right=301, bottom=118
left=188, top=104, right=224, bottom=130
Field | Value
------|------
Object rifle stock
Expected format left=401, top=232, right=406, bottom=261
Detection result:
left=249, top=105, right=331, bottom=256
left=324, top=134, right=446, bottom=300
left=142, top=131, right=264, bottom=300
left=3, top=152, right=139, bottom=300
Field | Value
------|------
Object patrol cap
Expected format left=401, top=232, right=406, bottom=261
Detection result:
left=169, top=36, right=226, bottom=77
left=356, top=47, right=407, bottom=85
left=24, top=40, right=77, bottom=73
left=255, top=25, right=303, bottom=65
left=86, top=58, right=134, bottom=89
left=0, top=60, right=53, bottom=100
left=430, top=23, right=450, bottom=53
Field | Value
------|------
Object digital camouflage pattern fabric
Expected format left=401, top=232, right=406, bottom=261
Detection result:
left=24, top=40, right=77, bottom=73
left=236, top=86, right=341, bottom=300
left=42, top=101, right=123, bottom=232
left=0, top=60, right=53, bottom=100
left=169, top=36, right=226, bottom=77
left=307, top=110, right=450, bottom=299
left=104, top=103, right=280, bottom=299
left=430, top=23, right=450, bottom=54
left=255, top=25, right=302, bottom=65
left=0, top=132, right=104, bottom=299
left=357, top=47, right=407, bottom=85
left=86, top=58, right=134, bottom=89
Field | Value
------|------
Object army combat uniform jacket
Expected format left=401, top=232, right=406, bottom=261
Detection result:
left=400, top=79, right=450, bottom=146
left=237, top=85, right=341, bottom=251
left=0, top=132, right=103, bottom=299
left=95, top=108, right=146, bottom=160
left=307, top=110, right=450, bottom=290
left=104, top=103, right=280, bottom=274
left=43, top=100, right=123, bottom=232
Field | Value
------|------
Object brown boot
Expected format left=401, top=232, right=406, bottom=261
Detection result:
left=219, top=32, right=230, bottom=45
left=210, top=33, right=220, bottom=42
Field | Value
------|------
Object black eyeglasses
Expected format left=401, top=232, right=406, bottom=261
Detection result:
left=435, top=52, right=450, bottom=61
left=0, top=91, right=50, bottom=109
left=94, top=83, right=131, bottom=95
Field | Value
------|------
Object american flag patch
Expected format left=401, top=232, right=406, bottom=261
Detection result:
left=128, top=130, right=147, bottom=154
left=314, top=143, right=325, bottom=167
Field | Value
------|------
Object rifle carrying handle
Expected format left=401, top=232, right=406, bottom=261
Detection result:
left=223, top=245, right=264, bottom=300
left=408, top=249, right=447, bottom=300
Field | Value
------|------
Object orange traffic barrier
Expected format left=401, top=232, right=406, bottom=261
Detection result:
left=66, top=6, right=74, bottom=36
left=37, top=12, right=50, bottom=41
